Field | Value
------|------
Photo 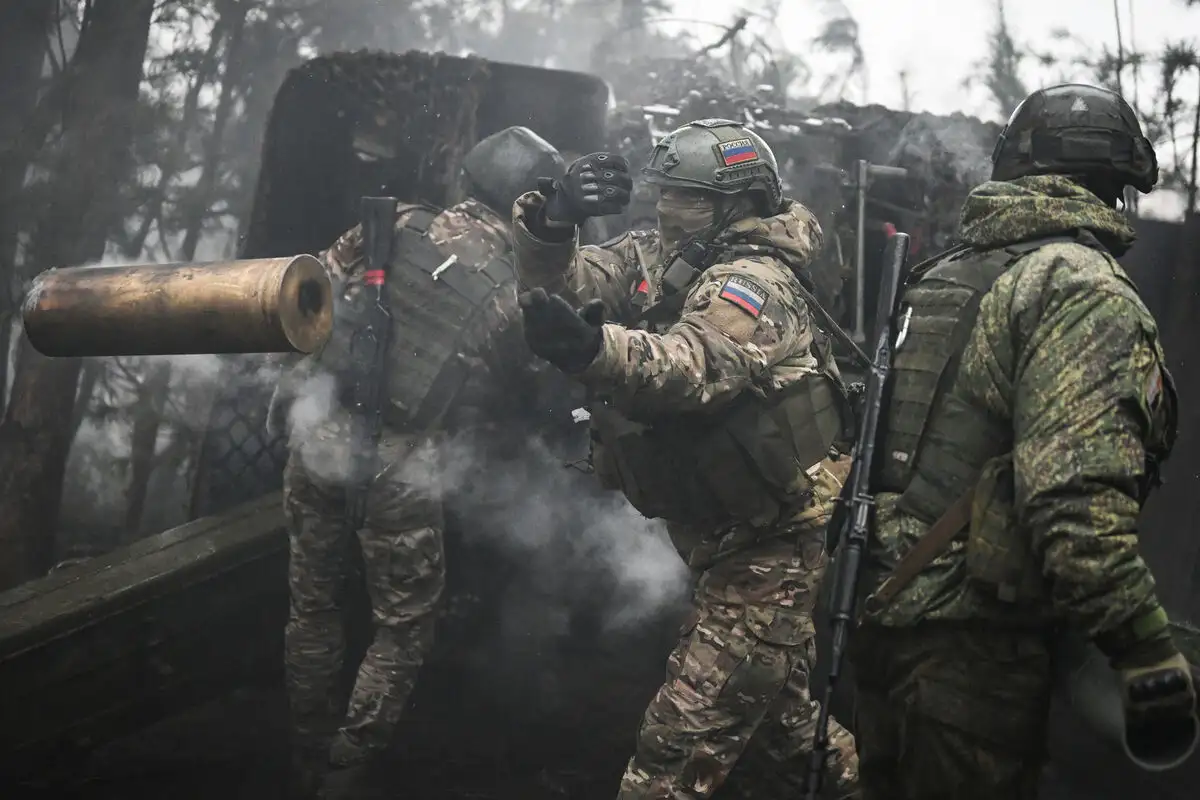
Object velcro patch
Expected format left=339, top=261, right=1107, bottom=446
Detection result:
left=718, top=138, right=759, bottom=166
left=1146, top=365, right=1163, bottom=408
left=719, top=276, right=768, bottom=317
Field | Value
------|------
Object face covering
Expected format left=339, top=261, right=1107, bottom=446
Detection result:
left=656, top=189, right=718, bottom=256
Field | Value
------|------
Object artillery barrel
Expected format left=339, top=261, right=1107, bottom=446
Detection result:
left=22, top=255, right=332, bottom=357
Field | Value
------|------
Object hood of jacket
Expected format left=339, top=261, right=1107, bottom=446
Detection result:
left=957, top=175, right=1137, bottom=255
left=716, top=198, right=825, bottom=271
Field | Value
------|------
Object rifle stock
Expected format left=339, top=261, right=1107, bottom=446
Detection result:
left=805, top=231, right=911, bottom=798
left=346, top=196, right=399, bottom=533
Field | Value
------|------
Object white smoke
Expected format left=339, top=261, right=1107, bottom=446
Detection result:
left=888, top=112, right=998, bottom=189
left=59, top=350, right=296, bottom=546
left=395, top=429, right=689, bottom=632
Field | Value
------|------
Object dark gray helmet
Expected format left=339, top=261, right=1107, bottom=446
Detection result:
left=991, top=83, right=1158, bottom=193
left=642, top=119, right=784, bottom=215
left=462, top=126, right=566, bottom=215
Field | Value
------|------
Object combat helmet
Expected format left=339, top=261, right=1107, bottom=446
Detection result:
left=642, top=119, right=784, bottom=215
left=991, top=83, right=1158, bottom=194
left=462, top=126, right=566, bottom=216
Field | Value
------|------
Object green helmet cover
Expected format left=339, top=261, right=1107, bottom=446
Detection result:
left=642, top=118, right=784, bottom=215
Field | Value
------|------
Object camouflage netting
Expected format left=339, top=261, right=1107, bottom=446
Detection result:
left=191, top=51, right=611, bottom=519
left=239, top=50, right=493, bottom=261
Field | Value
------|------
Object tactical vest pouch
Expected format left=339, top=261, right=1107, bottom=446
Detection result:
left=880, top=236, right=1076, bottom=503
left=964, top=453, right=1046, bottom=604
left=589, top=406, right=728, bottom=524
left=383, top=210, right=515, bottom=431
left=590, top=374, right=845, bottom=526
left=878, top=256, right=1005, bottom=495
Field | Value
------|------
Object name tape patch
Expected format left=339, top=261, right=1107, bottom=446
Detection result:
left=719, top=138, right=759, bottom=166
left=719, top=275, right=768, bottom=317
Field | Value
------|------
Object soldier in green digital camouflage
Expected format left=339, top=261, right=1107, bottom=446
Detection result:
left=512, top=119, right=860, bottom=798
left=270, top=127, right=566, bottom=797
left=850, top=84, right=1197, bottom=799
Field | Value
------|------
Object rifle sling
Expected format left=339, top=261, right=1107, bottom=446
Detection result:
left=789, top=277, right=870, bottom=370
left=863, top=486, right=974, bottom=614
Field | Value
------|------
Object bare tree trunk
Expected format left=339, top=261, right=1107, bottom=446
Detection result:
left=122, top=8, right=229, bottom=260
left=180, top=0, right=248, bottom=261
left=0, top=0, right=57, bottom=414
left=619, top=0, right=647, bottom=31
left=0, top=0, right=156, bottom=591
left=123, top=1, right=250, bottom=535
left=1189, top=77, right=1199, bottom=218
left=1111, top=0, right=1125, bottom=97
left=123, top=361, right=171, bottom=539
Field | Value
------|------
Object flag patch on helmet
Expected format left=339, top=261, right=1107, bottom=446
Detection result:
left=719, top=138, right=759, bottom=166
left=719, top=276, right=767, bottom=317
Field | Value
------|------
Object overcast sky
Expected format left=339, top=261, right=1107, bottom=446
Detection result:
left=667, top=0, right=1197, bottom=217
left=672, top=0, right=1198, bottom=122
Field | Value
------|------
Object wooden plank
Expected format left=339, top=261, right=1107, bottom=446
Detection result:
left=0, top=492, right=289, bottom=776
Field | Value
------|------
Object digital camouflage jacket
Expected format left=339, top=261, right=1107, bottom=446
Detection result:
left=864, top=175, right=1175, bottom=646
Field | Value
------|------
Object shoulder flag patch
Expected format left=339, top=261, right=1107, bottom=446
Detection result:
left=719, top=275, right=768, bottom=317
left=718, top=138, right=759, bottom=166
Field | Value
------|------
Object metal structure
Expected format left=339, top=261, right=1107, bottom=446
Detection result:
left=23, top=255, right=331, bottom=357
left=188, top=50, right=613, bottom=519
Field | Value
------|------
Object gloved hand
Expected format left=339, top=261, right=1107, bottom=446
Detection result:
left=1118, top=650, right=1197, bottom=755
left=518, top=288, right=604, bottom=374
left=540, top=152, right=633, bottom=226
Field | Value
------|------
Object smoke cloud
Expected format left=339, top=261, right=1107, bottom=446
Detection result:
left=280, top=363, right=690, bottom=633
left=58, top=350, right=295, bottom=549
left=888, top=112, right=998, bottom=189
left=412, top=431, right=689, bottom=633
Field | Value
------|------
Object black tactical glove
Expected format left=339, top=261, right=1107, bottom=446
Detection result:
left=540, top=152, right=633, bottom=227
left=1103, top=607, right=1199, bottom=763
left=1117, top=649, right=1197, bottom=756
left=518, top=288, right=604, bottom=374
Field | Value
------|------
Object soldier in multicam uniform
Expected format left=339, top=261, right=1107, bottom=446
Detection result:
left=512, top=119, right=860, bottom=798
left=851, top=84, right=1197, bottom=799
left=272, top=126, right=565, bottom=796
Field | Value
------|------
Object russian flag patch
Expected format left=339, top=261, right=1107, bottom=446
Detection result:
left=718, top=276, right=768, bottom=317
left=718, top=138, right=759, bottom=166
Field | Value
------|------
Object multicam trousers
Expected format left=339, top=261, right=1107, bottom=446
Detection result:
left=850, top=623, right=1054, bottom=800
left=617, top=468, right=860, bottom=800
left=283, top=426, right=445, bottom=770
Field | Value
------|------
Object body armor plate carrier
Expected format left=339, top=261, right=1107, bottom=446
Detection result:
left=872, top=231, right=1177, bottom=607
left=320, top=204, right=516, bottom=431
left=589, top=319, right=853, bottom=529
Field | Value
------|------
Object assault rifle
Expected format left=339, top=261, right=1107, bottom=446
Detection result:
left=345, top=196, right=398, bottom=533
left=805, top=230, right=911, bottom=799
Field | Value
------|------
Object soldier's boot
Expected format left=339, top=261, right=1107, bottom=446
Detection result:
left=319, top=732, right=389, bottom=800
left=287, top=738, right=332, bottom=800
